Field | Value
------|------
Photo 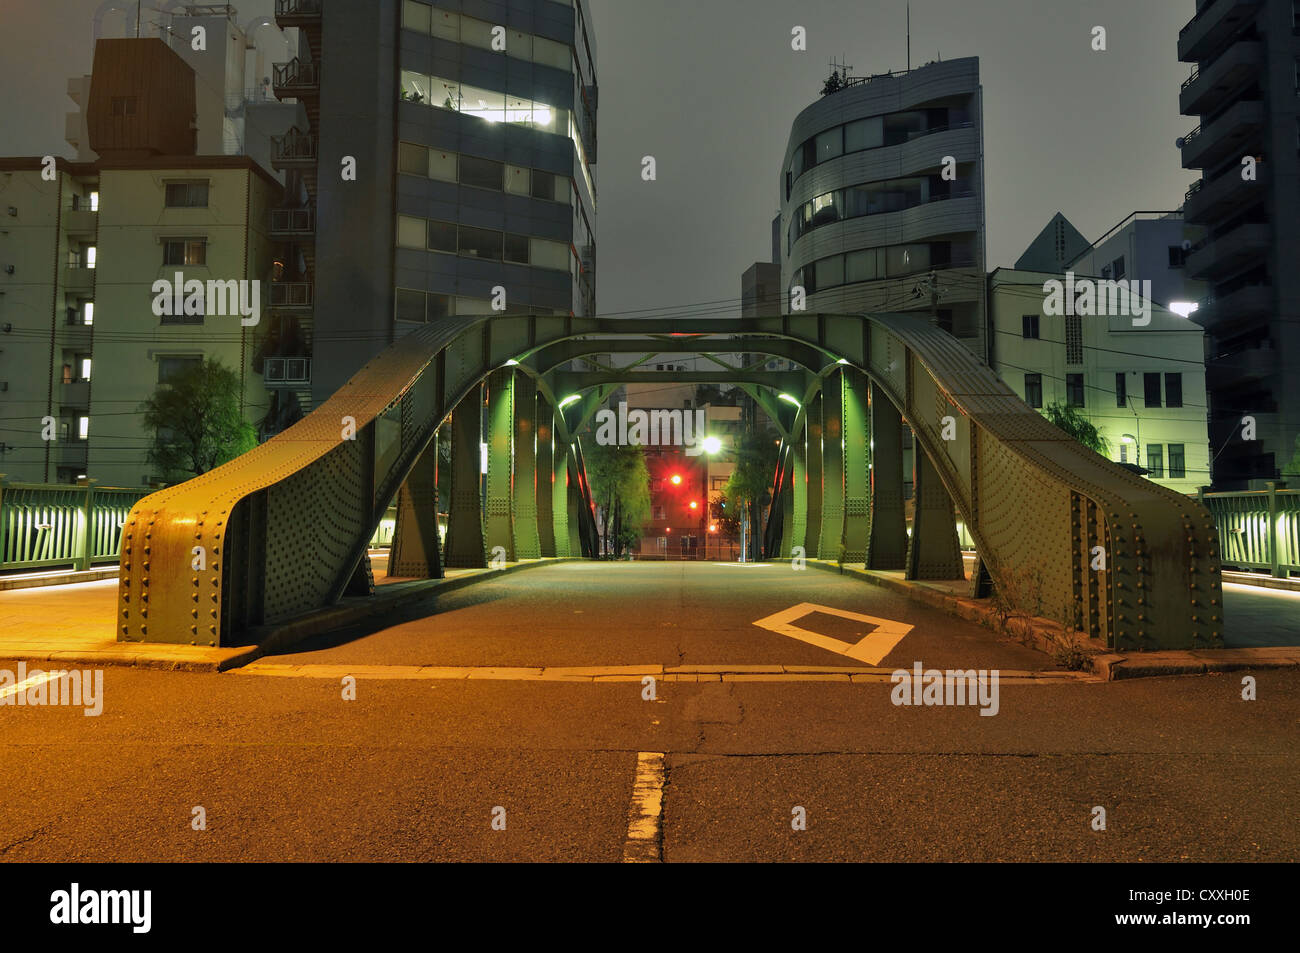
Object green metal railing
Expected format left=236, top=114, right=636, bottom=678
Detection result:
left=0, top=478, right=149, bottom=573
left=1200, top=482, right=1300, bottom=578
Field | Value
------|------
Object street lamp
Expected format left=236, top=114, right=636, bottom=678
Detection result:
left=702, top=435, right=722, bottom=454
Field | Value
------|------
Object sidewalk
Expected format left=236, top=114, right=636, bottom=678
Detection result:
left=0, top=556, right=574, bottom=672
left=805, top=558, right=1300, bottom=680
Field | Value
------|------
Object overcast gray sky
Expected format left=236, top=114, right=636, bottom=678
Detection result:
left=1, top=0, right=1196, bottom=318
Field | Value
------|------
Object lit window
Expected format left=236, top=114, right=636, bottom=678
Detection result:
left=86, top=246, right=96, bottom=269
left=78, top=416, right=89, bottom=440
left=88, top=192, right=99, bottom=211
left=80, top=358, right=92, bottom=381
left=83, top=302, right=94, bottom=326
left=396, top=215, right=425, bottom=249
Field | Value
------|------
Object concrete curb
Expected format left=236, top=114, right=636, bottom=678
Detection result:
left=230, top=661, right=1098, bottom=683
left=0, top=558, right=580, bottom=673
left=802, top=558, right=1095, bottom=663
left=0, top=567, right=120, bottom=591
left=1222, top=571, right=1300, bottom=593
left=801, top=559, right=1300, bottom=681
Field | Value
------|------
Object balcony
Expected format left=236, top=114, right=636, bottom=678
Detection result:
left=275, top=0, right=321, bottom=27
left=58, top=440, right=88, bottom=469
left=1207, top=342, right=1277, bottom=389
left=61, top=267, right=94, bottom=294
left=1198, top=282, right=1272, bottom=330
left=1184, top=164, right=1268, bottom=224
left=270, top=129, right=317, bottom=168
left=64, top=113, right=82, bottom=151
left=59, top=381, right=90, bottom=409
left=263, top=356, right=311, bottom=385
left=1180, top=99, right=1264, bottom=170
left=62, top=209, right=97, bottom=238
left=270, top=208, right=315, bottom=240
left=1185, top=222, right=1270, bottom=279
left=1178, top=0, right=1260, bottom=62
left=272, top=59, right=319, bottom=99
left=269, top=282, right=314, bottom=309
left=1180, top=40, right=1263, bottom=115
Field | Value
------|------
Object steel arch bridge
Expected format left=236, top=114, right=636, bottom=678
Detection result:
left=116, top=312, right=1225, bottom=651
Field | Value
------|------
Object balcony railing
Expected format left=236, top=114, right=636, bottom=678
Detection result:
left=275, top=0, right=322, bottom=17
left=271, top=130, right=317, bottom=163
left=270, top=208, right=315, bottom=235
left=269, top=282, right=314, bottom=308
left=273, top=59, right=319, bottom=93
left=263, top=356, right=311, bottom=384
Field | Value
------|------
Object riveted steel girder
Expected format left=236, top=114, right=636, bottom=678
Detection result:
left=484, top=369, right=516, bottom=562
left=513, top=374, right=542, bottom=560
left=818, top=373, right=846, bottom=560
left=866, top=382, right=909, bottom=571
left=388, top=434, right=442, bottom=579
left=117, top=312, right=1224, bottom=649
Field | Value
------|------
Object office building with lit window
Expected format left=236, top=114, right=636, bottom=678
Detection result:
left=286, top=0, right=597, bottom=407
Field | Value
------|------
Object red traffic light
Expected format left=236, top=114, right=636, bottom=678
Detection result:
left=670, top=474, right=682, bottom=486
left=689, top=500, right=699, bottom=510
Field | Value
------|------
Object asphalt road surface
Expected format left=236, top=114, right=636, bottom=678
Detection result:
left=1, top=563, right=1295, bottom=862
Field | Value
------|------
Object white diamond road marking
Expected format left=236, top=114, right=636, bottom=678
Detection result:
left=751, top=602, right=914, bottom=665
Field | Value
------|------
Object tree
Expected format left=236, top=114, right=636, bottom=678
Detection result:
left=584, top=441, right=651, bottom=558
left=1041, top=402, right=1109, bottom=456
left=1282, top=434, right=1300, bottom=480
left=723, top=430, right=781, bottom=560
left=140, top=358, right=256, bottom=483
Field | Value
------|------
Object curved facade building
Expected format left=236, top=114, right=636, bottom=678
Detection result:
left=780, top=58, right=986, bottom=359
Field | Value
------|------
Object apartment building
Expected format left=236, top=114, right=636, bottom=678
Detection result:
left=1177, top=0, right=1300, bottom=486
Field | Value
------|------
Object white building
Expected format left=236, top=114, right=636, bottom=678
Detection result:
left=989, top=268, right=1210, bottom=495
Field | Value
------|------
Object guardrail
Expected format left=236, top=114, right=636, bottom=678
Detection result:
left=0, top=478, right=149, bottom=573
left=1200, top=482, right=1300, bottom=577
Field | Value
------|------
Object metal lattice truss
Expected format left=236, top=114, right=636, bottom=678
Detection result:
left=118, top=313, right=1223, bottom=650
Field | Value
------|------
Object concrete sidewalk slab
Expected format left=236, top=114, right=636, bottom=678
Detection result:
left=802, top=559, right=1300, bottom=681
left=0, top=558, right=577, bottom=672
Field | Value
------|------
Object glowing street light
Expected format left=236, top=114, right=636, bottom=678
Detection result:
left=702, top=435, right=722, bottom=454
left=558, top=394, right=581, bottom=409
left=689, top=501, right=699, bottom=510
left=778, top=393, right=801, bottom=407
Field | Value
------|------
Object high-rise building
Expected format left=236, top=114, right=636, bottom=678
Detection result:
left=271, top=0, right=598, bottom=411
left=778, top=57, right=987, bottom=359
left=1177, top=0, right=1300, bottom=487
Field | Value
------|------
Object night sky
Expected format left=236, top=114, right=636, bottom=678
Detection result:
left=2, top=0, right=1195, bottom=318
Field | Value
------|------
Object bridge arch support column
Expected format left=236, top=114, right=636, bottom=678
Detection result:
left=512, top=373, right=542, bottom=559
left=387, top=433, right=442, bottom=579
left=906, top=445, right=965, bottom=580
left=818, top=373, right=846, bottom=561
left=444, top=386, right=487, bottom=569
left=866, top=382, right=908, bottom=570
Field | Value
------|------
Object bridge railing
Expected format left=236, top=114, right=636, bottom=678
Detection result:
left=1199, top=482, right=1299, bottom=578
left=0, top=479, right=149, bottom=573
